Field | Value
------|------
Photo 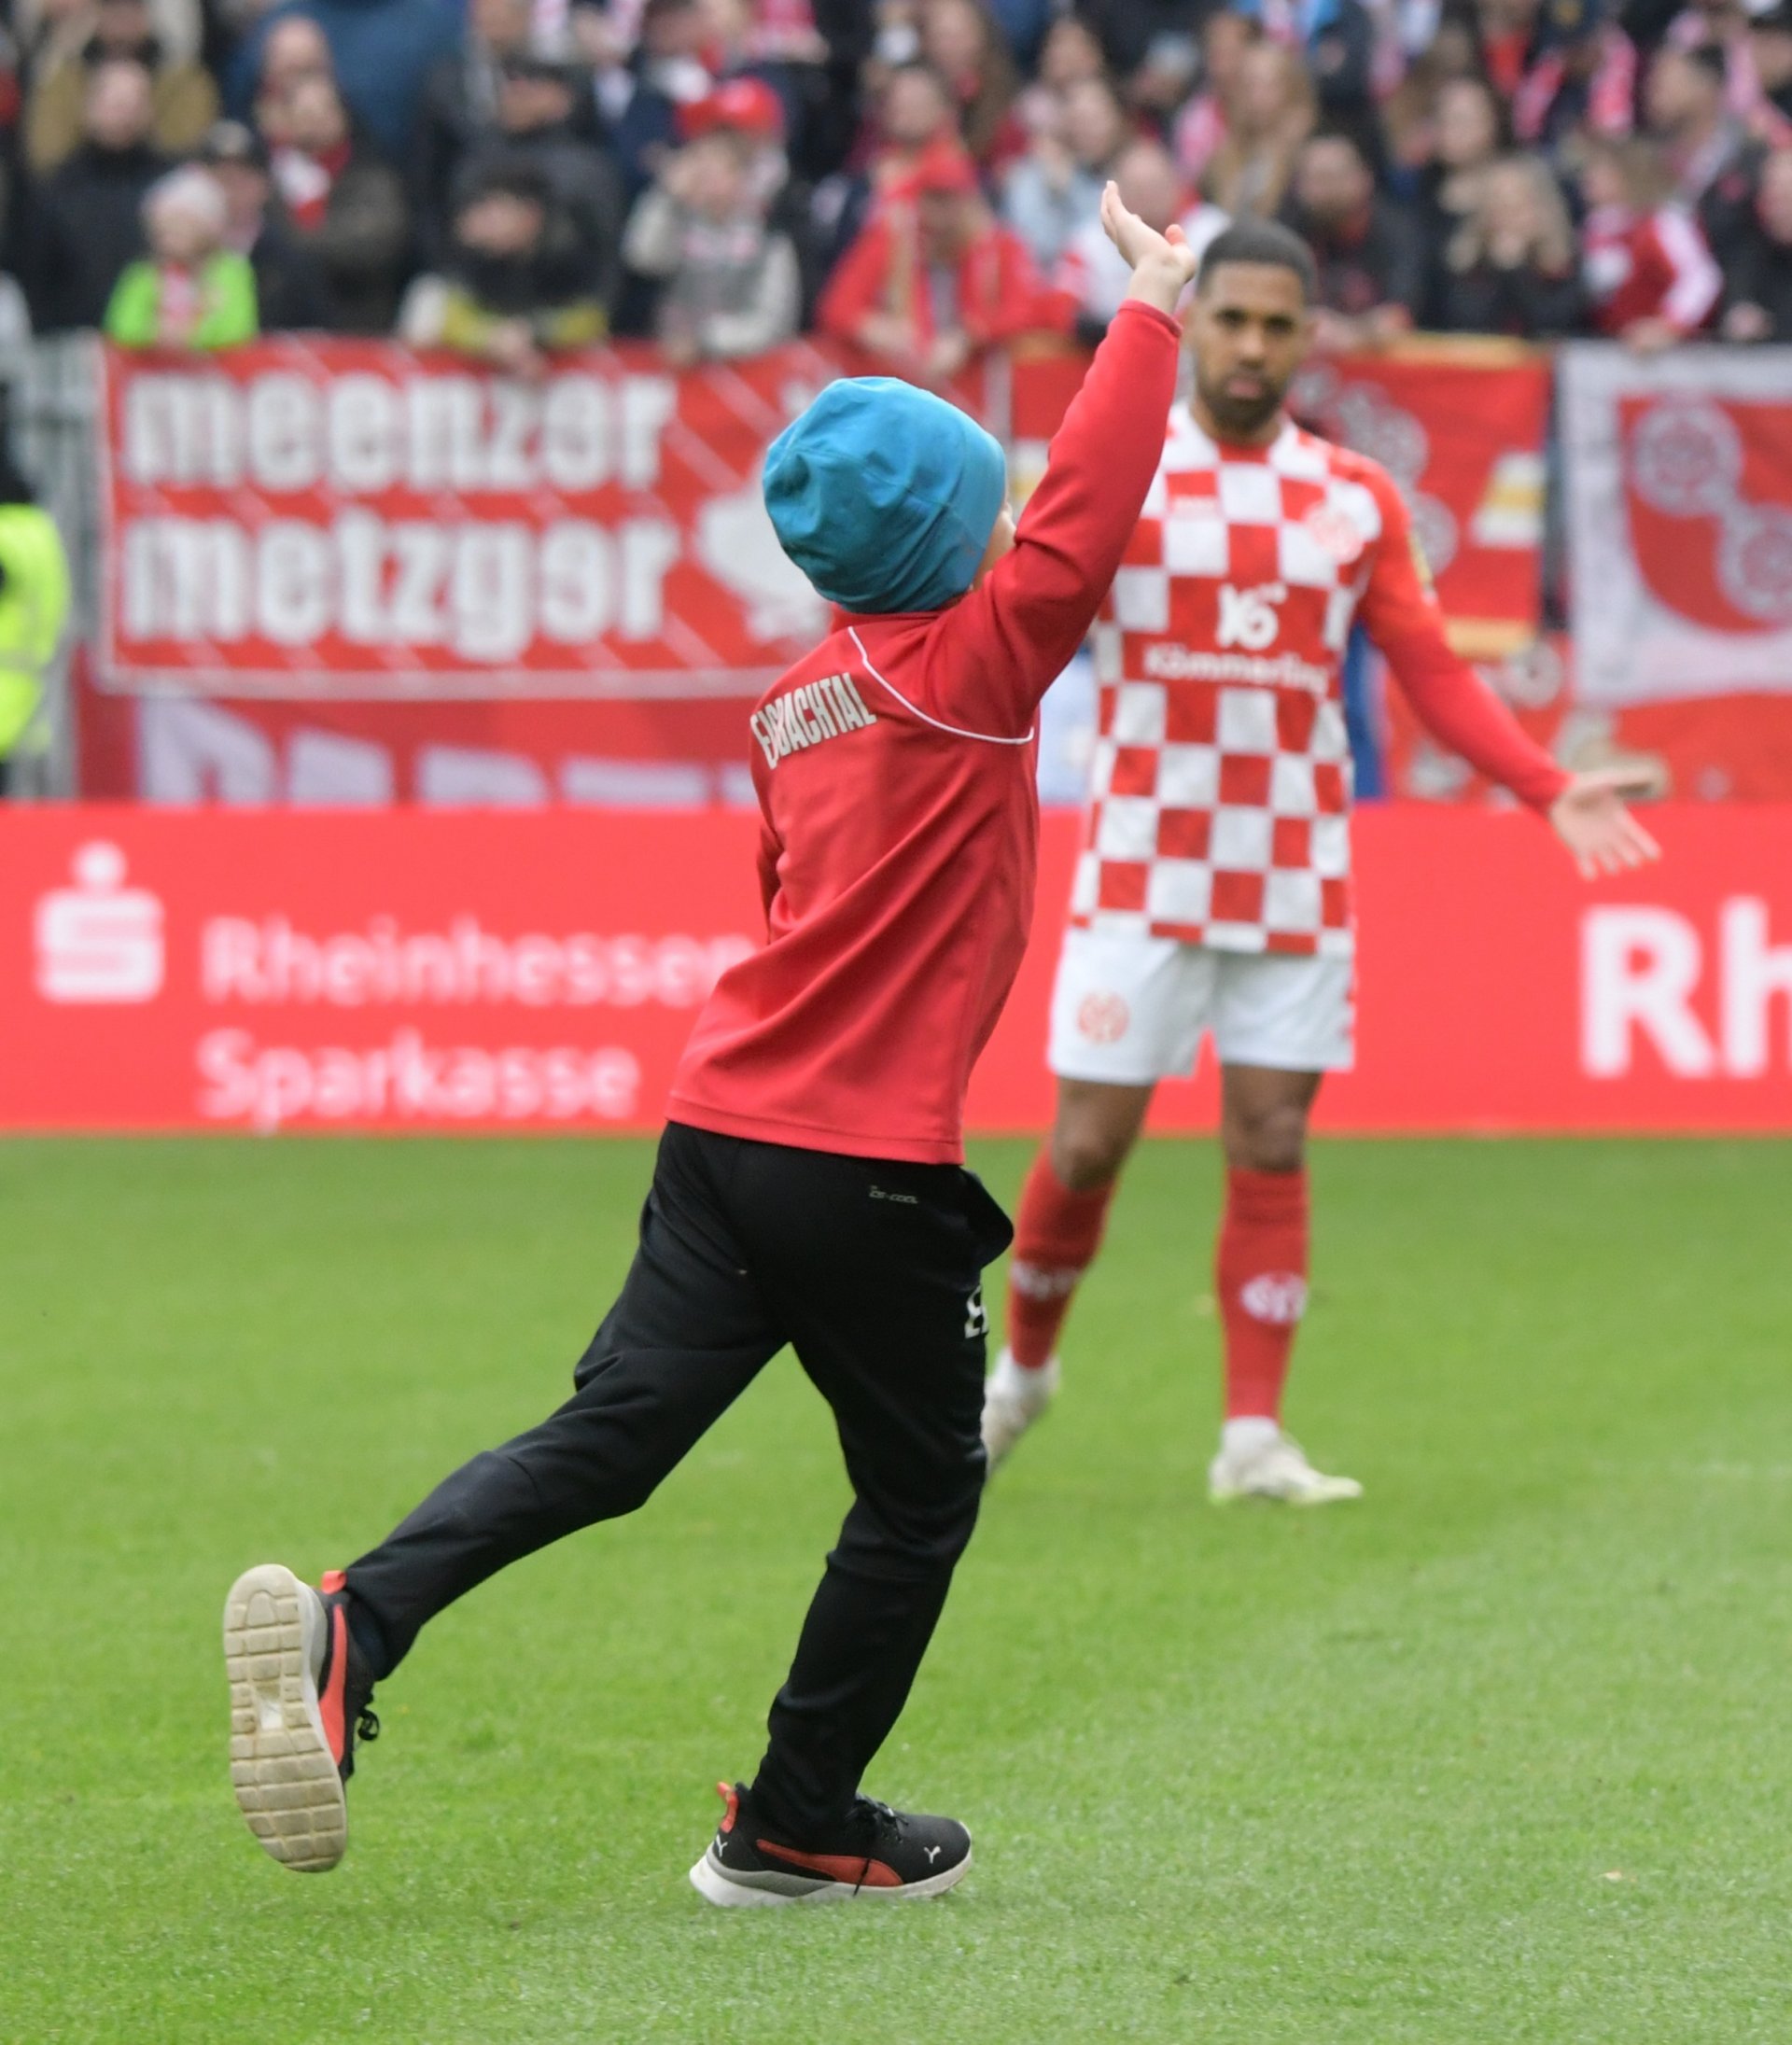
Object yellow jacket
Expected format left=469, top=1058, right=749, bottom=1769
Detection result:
left=0, top=505, right=71, bottom=758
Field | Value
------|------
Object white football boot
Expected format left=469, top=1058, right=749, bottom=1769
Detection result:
left=1209, top=1423, right=1363, bottom=1506
left=980, top=1348, right=1060, bottom=1470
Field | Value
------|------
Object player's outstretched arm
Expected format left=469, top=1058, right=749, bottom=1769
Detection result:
left=1547, top=768, right=1661, bottom=879
left=1360, top=474, right=1661, bottom=878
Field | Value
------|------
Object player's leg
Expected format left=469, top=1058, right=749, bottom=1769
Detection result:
left=1208, top=950, right=1360, bottom=1506
left=985, top=926, right=1208, bottom=1466
left=223, top=1122, right=782, bottom=1872
left=984, top=1079, right=1151, bottom=1461
left=691, top=1143, right=1009, bottom=1904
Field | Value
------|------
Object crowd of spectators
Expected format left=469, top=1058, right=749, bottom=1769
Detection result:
left=0, top=0, right=1785, bottom=366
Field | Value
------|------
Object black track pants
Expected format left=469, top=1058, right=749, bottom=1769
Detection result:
left=343, top=1121, right=1013, bottom=1838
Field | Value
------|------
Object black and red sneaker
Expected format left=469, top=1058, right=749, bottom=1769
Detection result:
left=689, top=1781, right=973, bottom=1906
left=222, top=1562, right=379, bottom=1872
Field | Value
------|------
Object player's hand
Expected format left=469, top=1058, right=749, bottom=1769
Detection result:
left=1548, top=768, right=1662, bottom=879
left=1103, top=180, right=1197, bottom=315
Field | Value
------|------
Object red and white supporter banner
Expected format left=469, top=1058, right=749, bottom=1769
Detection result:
left=1561, top=343, right=1792, bottom=707
left=97, top=339, right=852, bottom=695
left=95, top=338, right=1547, bottom=703
left=1292, top=340, right=1551, bottom=657
left=3, top=805, right=1787, bottom=1134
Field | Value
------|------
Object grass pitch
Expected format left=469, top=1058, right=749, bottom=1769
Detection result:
left=5, top=1134, right=1790, bottom=2044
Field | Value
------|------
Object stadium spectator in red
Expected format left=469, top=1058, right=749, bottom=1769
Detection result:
left=814, top=55, right=960, bottom=267
left=197, top=118, right=329, bottom=329
left=1170, top=11, right=1259, bottom=189
left=1200, top=38, right=1315, bottom=218
left=1281, top=129, right=1420, bottom=346
left=223, top=180, right=1199, bottom=1907
left=1718, top=144, right=1792, bottom=338
left=23, top=58, right=169, bottom=330
left=23, top=0, right=217, bottom=174
left=918, top=0, right=1024, bottom=167
left=264, top=72, right=412, bottom=331
left=1474, top=0, right=1637, bottom=152
left=623, top=114, right=802, bottom=359
left=671, top=73, right=818, bottom=310
left=1002, top=73, right=1130, bottom=271
left=981, top=218, right=1659, bottom=1502
left=1579, top=133, right=1722, bottom=345
left=1430, top=150, right=1586, bottom=334
left=819, top=136, right=1072, bottom=385
left=1643, top=40, right=1764, bottom=263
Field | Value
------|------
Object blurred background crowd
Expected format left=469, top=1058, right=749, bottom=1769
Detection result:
left=0, top=0, right=1785, bottom=368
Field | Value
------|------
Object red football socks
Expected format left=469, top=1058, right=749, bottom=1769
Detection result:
left=1215, top=1165, right=1309, bottom=1421
left=1005, top=1150, right=1116, bottom=1368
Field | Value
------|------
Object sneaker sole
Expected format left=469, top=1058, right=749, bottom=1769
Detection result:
left=223, top=1562, right=347, bottom=1873
left=1209, top=1484, right=1364, bottom=1506
left=687, top=1843, right=973, bottom=1908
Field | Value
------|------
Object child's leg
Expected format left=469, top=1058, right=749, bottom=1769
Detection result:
left=343, top=1124, right=781, bottom=1676
left=721, top=1143, right=1013, bottom=1841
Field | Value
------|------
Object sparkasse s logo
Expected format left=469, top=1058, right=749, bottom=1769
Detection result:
left=35, top=843, right=166, bottom=1003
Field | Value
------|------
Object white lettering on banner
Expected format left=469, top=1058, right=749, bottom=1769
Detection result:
left=1582, top=908, right=1715, bottom=1077
left=122, top=371, right=680, bottom=494
left=199, top=918, right=754, bottom=1008
left=119, top=519, right=251, bottom=641
left=1578, top=901, right=1792, bottom=1079
left=1719, top=899, right=1792, bottom=1076
left=196, top=1030, right=642, bottom=1132
left=119, top=513, right=679, bottom=655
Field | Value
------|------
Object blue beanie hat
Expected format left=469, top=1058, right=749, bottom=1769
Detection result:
left=763, top=378, right=1008, bottom=615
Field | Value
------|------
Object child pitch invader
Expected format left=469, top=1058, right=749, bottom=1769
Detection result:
left=222, top=186, right=1196, bottom=1906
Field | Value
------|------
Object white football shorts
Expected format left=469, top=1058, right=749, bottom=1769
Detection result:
left=1047, top=924, right=1356, bottom=1083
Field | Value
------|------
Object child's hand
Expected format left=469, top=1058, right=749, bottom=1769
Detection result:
left=1102, top=181, right=1197, bottom=315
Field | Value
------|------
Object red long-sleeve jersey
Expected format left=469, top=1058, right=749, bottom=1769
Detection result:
left=669, top=300, right=1182, bottom=1163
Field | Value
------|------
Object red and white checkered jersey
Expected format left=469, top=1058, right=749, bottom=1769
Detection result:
left=1071, top=407, right=1569, bottom=958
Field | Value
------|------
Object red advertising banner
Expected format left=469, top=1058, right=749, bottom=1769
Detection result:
left=3, top=805, right=1787, bottom=1134
left=1291, top=342, right=1551, bottom=658
left=96, top=338, right=853, bottom=694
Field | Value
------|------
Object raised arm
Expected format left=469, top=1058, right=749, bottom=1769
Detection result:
left=1360, top=476, right=1659, bottom=876
left=938, top=185, right=1195, bottom=732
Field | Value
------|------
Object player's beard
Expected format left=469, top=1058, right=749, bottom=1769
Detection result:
left=1194, top=368, right=1287, bottom=442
